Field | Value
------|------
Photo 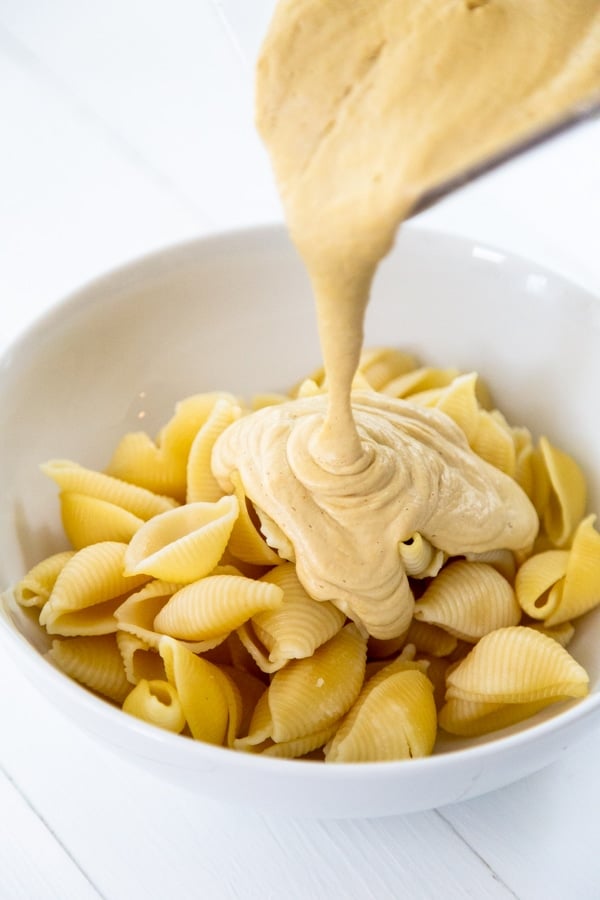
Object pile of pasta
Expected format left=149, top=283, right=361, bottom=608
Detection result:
left=13, top=348, right=600, bottom=761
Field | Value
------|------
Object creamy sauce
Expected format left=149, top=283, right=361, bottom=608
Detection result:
left=213, top=0, right=600, bottom=638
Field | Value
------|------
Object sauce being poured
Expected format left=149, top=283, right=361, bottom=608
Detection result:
left=213, top=0, right=600, bottom=638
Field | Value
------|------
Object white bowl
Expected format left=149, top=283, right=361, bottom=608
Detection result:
left=1, top=225, right=600, bottom=818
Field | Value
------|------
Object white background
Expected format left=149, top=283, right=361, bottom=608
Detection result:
left=1, top=2, right=600, bottom=897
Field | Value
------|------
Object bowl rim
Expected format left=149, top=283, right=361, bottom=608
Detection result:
left=1, top=221, right=600, bottom=781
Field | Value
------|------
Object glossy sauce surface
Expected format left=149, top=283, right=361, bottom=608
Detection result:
left=213, top=0, right=600, bottom=637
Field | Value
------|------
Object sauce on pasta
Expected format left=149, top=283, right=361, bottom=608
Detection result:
left=213, top=0, right=600, bottom=639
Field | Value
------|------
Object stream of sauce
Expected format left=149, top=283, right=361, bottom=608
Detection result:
left=213, top=0, right=600, bottom=639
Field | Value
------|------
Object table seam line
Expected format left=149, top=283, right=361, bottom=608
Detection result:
left=435, top=809, right=521, bottom=899
left=0, top=23, right=215, bottom=225
left=0, top=760, right=107, bottom=900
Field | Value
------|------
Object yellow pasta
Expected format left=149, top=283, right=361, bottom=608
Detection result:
left=114, top=580, right=180, bottom=646
left=553, top=514, right=600, bottom=625
left=432, top=373, right=481, bottom=442
left=439, top=695, right=563, bottom=737
left=356, top=346, right=418, bottom=391
left=122, top=679, right=186, bottom=733
left=236, top=621, right=284, bottom=674
left=116, top=630, right=166, bottom=684
left=186, top=398, right=242, bottom=503
left=324, top=651, right=430, bottom=756
left=265, top=624, right=367, bottom=744
left=219, top=664, right=266, bottom=737
left=414, top=561, right=521, bottom=642
left=13, top=348, right=600, bottom=762
left=471, top=409, right=516, bottom=477
left=226, top=472, right=282, bottom=566
left=42, top=460, right=177, bottom=520
left=526, top=621, right=575, bottom=648
left=444, top=626, right=589, bottom=704
left=159, top=636, right=241, bottom=746
left=512, top=426, right=535, bottom=500
left=123, top=496, right=239, bottom=582
left=234, top=689, right=272, bottom=750
left=154, top=574, right=283, bottom=642
left=403, top=619, right=458, bottom=658
left=326, top=668, right=436, bottom=762
left=251, top=563, right=346, bottom=665
left=48, top=634, right=131, bottom=703
left=382, top=366, right=459, bottom=399
left=14, top=551, right=75, bottom=609
left=538, top=436, right=587, bottom=547
left=39, top=541, right=149, bottom=636
left=59, top=492, right=144, bottom=549
left=107, top=392, right=238, bottom=502
left=515, top=550, right=569, bottom=620
left=398, top=533, right=445, bottom=578
left=462, top=548, right=516, bottom=583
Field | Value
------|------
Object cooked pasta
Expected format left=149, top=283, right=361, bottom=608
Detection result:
left=123, top=496, right=239, bottom=582
left=11, top=348, right=599, bottom=762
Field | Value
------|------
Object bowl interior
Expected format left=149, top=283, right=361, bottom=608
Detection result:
left=1, top=224, right=599, bottom=812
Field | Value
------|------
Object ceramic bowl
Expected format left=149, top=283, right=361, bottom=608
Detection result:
left=1, top=225, right=599, bottom=818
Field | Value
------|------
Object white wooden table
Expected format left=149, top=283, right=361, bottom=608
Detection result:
left=1, top=3, right=600, bottom=897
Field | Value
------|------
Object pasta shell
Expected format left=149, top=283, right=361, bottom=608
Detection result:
left=382, top=366, right=459, bottom=399
left=219, top=664, right=266, bottom=738
left=39, top=542, right=149, bottom=634
left=414, top=561, right=520, bottom=642
left=445, top=626, right=589, bottom=703
left=261, top=725, right=337, bottom=759
left=116, top=630, right=166, bottom=684
left=226, top=472, right=282, bottom=566
left=122, top=679, right=186, bottom=733
left=267, top=623, right=367, bottom=743
left=116, top=580, right=227, bottom=653
left=367, top=635, right=407, bottom=660
left=123, top=496, right=239, bottom=582
left=115, top=580, right=180, bottom=646
left=513, top=427, right=535, bottom=499
left=471, top=410, right=516, bottom=477
left=252, top=563, right=346, bottom=664
left=186, top=398, right=242, bottom=503
left=224, top=630, right=267, bottom=680
left=252, top=507, right=295, bottom=561
left=42, top=460, right=177, bottom=519
left=515, top=550, right=569, bottom=620
left=236, top=621, right=285, bottom=674
left=296, top=378, right=323, bottom=398
left=234, top=689, right=272, bottom=750
left=59, top=492, right=144, bottom=549
left=41, top=596, right=125, bottom=636
left=538, top=436, right=587, bottom=547
left=154, top=575, right=284, bottom=641
left=325, top=644, right=429, bottom=755
left=159, top=636, right=242, bottom=746
left=438, top=695, right=562, bottom=737
left=398, top=533, right=444, bottom=578
left=433, top=373, right=481, bottom=442
left=325, top=658, right=435, bottom=762
left=251, top=393, right=288, bottom=410
left=550, top=514, right=600, bottom=626
left=107, top=392, right=238, bottom=502
left=357, top=347, right=418, bottom=391
left=404, top=619, right=458, bottom=657
left=462, top=548, right=516, bottom=583
left=526, top=621, right=575, bottom=648
left=418, top=655, right=451, bottom=709
left=48, top=634, right=131, bottom=703
left=14, top=551, right=75, bottom=608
